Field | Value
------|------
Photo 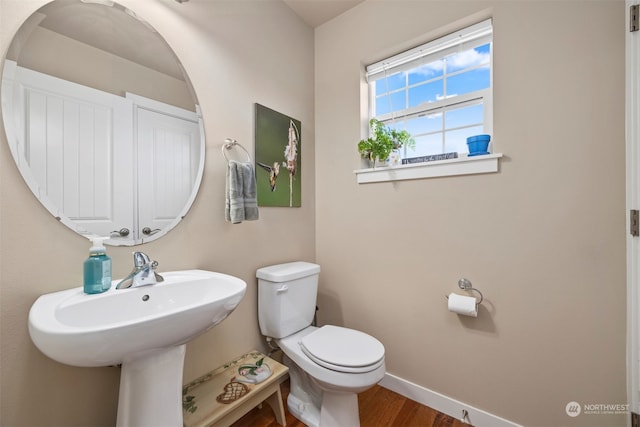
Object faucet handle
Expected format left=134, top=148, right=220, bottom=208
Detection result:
left=133, top=252, right=150, bottom=267
left=149, top=260, right=164, bottom=282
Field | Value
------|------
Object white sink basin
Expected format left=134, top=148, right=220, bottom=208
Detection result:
left=28, top=269, right=247, bottom=426
left=29, top=269, right=246, bottom=367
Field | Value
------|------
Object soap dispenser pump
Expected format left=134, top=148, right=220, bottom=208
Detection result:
left=83, top=236, right=112, bottom=294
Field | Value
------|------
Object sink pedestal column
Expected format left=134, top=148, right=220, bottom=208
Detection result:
left=116, top=344, right=186, bottom=427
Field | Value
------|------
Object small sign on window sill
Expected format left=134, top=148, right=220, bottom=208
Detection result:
left=401, top=152, right=458, bottom=164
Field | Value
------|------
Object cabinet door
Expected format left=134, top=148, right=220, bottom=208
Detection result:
left=11, top=66, right=134, bottom=241
left=135, top=107, right=200, bottom=241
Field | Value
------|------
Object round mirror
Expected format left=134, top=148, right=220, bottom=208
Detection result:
left=1, top=0, right=205, bottom=246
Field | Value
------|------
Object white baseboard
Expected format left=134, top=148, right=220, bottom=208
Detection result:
left=379, top=373, right=522, bottom=427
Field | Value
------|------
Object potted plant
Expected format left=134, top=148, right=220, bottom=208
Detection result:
left=357, top=119, right=415, bottom=167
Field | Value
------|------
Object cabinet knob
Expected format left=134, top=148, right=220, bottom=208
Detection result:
left=111, top=228, right=130, bottom=237
left=142, top=227, right=161, bottom=236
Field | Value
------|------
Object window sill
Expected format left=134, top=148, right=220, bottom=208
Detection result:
left=354, top=153, right=503, bottom=184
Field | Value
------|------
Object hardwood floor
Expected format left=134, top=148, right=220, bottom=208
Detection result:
left=230, top=379, right=471, bottom=427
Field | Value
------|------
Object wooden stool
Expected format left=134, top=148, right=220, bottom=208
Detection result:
left=183, top=350, right=288, bottom=427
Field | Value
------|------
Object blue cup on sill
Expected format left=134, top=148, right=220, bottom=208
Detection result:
left=466, top=134, right=491, bottom=156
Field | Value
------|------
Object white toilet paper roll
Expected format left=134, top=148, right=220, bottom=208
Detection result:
left=447, top=293, right=478, bottom=317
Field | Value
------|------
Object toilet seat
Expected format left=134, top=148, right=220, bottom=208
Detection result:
left=299, top=325, right=385, bottom=373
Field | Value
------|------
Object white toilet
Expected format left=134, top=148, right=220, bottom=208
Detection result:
left=257, top=261, right=385, bottom=427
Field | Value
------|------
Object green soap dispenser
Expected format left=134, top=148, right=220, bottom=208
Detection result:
left=83, top=236, right=112, bottom=294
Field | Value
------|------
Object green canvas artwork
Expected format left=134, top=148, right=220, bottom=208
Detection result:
left=254, top=104, right=302, bottom=207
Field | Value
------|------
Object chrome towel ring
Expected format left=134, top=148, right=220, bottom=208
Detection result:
left=222, top=138, right=251, bottom=163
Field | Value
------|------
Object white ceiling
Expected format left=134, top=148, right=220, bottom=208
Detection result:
left=283, top=0, right=364, bottom=28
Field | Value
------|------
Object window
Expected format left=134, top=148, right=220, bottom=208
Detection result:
left=366, top=20, right=493, bottom=159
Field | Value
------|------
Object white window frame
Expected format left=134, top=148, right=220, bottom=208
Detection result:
left=355, top=19, right=501, bottom=183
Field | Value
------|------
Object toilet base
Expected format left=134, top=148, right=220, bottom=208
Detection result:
left=284, top=354, right=361, bottom=427
left=284, top=354, right=322, bottom=427
left=320, top=392, right=360, bottom=427
left=287, top=387, right=360, bottom=427
left=287, top=393, right=321, bottom=427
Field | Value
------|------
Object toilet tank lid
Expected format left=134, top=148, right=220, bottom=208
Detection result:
left=256, top=261, right=321, bottom=282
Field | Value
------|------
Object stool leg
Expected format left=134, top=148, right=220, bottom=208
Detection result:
left=265, top=386, right=287, bottom=426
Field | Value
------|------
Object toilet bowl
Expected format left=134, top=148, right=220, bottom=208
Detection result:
left=257, top=262, right=386, bottom=427
left=280, top=325, right=385, bottom=391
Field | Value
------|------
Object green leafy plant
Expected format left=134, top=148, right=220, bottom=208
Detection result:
left=357, top=119, right=415, bottom=166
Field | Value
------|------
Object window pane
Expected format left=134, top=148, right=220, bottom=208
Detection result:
left=444, top=103, right=483, bottom=129
left=444, top=125, right=484, bottom=153
left=409, top=79, right=443, bottom=107
left=411, top=133, right=443, bottom=156
left=375, top=90, right=406, bottom=115
left=375, top=95, right=391, bottom=115
left=375, top=71, right=406, bottom=95
left=406, top=113, right=442, bottom=135
left=446, top=68, right=490, bottom=97
left=408, top=59, right=444, bottom=85
left=386, top=121, right=408, bottom=133
left=445, top=43, right=491, bottom=73
left=475, top=43, right=491, bottom=58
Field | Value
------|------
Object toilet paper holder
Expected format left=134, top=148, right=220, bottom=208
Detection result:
left=446, top=278, right=484, bottom=306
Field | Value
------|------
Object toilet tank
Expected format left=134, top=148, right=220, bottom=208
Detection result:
left=257, top=262, right=321, bottom=339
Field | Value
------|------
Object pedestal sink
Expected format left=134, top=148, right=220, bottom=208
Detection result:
left=28, top=269, right=247, bottom=427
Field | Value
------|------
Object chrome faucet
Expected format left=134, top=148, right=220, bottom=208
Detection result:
left=115, top=252, right=164, bottom=289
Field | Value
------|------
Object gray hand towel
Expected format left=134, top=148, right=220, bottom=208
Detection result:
left=225, top=160, right=259, bottom=224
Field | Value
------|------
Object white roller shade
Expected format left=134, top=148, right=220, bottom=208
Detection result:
left=366, top=19, right=493, bottom=82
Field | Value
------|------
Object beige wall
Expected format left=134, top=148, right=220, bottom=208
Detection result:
left=0, top=0, right=315, bottom=426
left=315, top=1, right=626, bottom=427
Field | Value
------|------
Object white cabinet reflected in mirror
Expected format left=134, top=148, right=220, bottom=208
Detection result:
left=1, top=0, right=205, bottom=246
